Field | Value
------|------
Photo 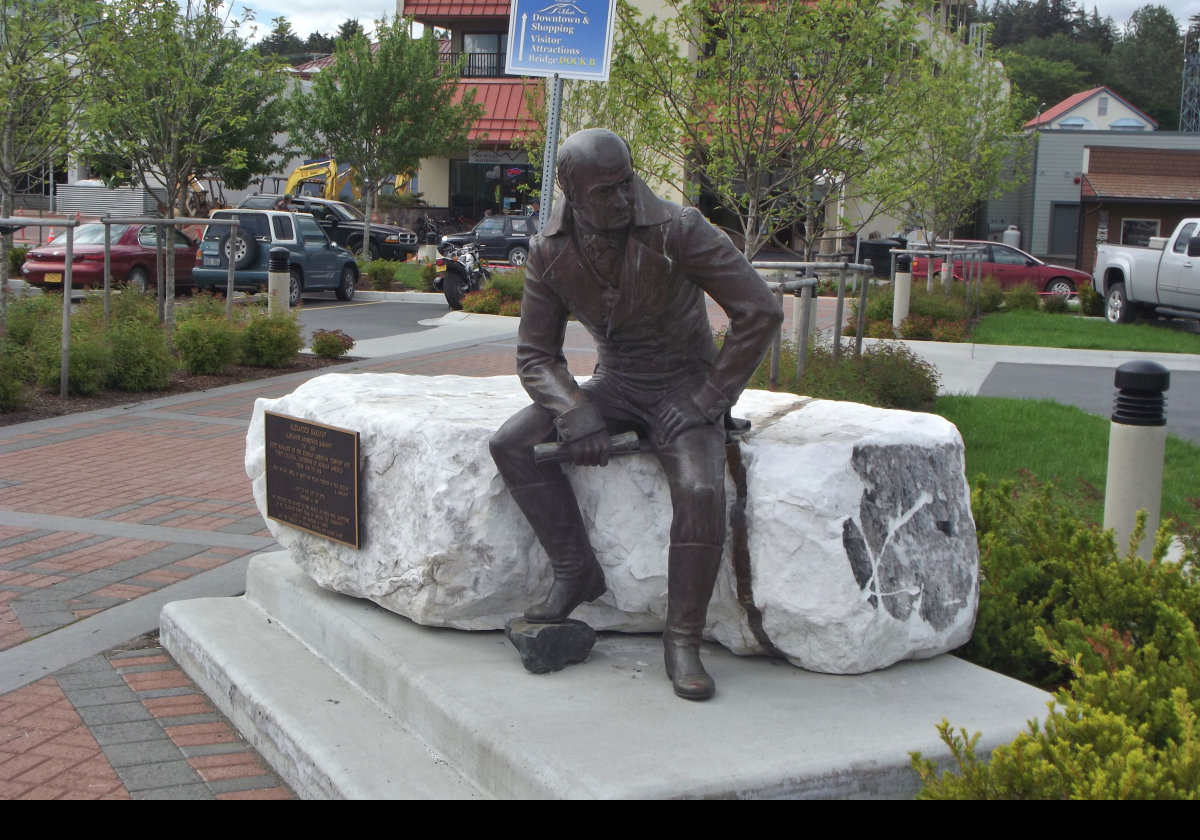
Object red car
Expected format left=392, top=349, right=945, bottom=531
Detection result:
left=20, top=223, right=199, bottom=293
left=908, top=240, right=1091, bottom=297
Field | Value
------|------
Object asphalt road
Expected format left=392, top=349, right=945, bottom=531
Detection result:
left=979, top=363, right=1200, bottom=445
left=293, top=296, right=440, bottom=343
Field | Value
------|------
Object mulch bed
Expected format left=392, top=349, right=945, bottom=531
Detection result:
left=0, top=354, right=353, bottom=428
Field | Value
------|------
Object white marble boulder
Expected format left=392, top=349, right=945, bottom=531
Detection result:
left=245, top=373, right=978, bottom=675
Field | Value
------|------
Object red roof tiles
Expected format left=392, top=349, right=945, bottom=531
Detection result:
left=455, top=78, right=540, bottom=142
left=403, top=0, right=512, bottom=21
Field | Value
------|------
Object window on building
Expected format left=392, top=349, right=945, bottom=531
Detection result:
left=1098, top=96, right=1108, bottom=116
left=463, top=33, right=500, bottom=77
left=1109, top=118, right=1146, bottom=131
left=1121, top=218, right=1159, bottom=247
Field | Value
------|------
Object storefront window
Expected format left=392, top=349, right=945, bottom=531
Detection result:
left=449, top=159, right=536, bottom=220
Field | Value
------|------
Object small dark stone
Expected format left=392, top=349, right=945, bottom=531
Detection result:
left=504, top=617, right=597, bottom=674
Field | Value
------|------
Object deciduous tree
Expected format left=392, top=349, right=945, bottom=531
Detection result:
left=79, top=0, right=288, bottom=322
left=0, top=0, right=95, bottom=333
left=610, top=0, right=929, bottom=260
left=872, top=32, right=1029, bottom=249
left=288, top=14, right=481, bottom=260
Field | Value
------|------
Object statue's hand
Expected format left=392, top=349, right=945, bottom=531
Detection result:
left=657, top=397, right=710, bottom=446
left=567, top=428, right=611, bottom=467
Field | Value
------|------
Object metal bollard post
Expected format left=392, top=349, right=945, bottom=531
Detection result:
left=795, top=278, right=815, bottom=382
left=769, top=278, right=785, bottom=389
left=267, top=246, right=291, bottom=314
left=418, top=232, right=439, bottom=266
left=893, top=252, right=912, bottom=332
left=1103, top=360, right=1170, bottom=560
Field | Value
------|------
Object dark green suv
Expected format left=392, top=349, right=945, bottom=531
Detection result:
left=193, top=209, right=359, bottom=307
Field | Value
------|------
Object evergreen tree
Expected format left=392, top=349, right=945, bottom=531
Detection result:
left=1110, top=5, right=1183, bottom=128
left=336, top=19, right=363, bottom=42
left=258, top=17, right=304, bottom=57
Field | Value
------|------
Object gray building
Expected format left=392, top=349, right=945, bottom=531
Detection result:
left=984, top=130, right=1200, bottom=267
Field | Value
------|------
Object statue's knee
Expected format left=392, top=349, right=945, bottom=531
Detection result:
left=670, top=482, right=725, bottom=545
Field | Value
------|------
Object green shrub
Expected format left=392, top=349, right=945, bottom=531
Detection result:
left=862, top=287, right=894, bottom=322
left=1041, top=291, right=1070, bottom=314
left=1005, top=283, right=1040, bottom=310
left=176, top=290, right=236, bottom=323
left=462, top=287, right=502, bottom=314
left=499, top=299, right=522, bottom=317
left=854, top=284, right=972, bottom=334
left=0, top=343, right=28, bottom=411
left=173, top=317, right=242, bottom=375
left=930, top=319, right=969, bottom=342
left=899, top=313, right=934, bottom=340
left=99, top=293, right=175, bottom=391
left=35, top=330, right=113, bottom=395
left=858, top=341, right=940, bottom=409
left=1078, top=284, right=1104, bottom=317
left=864, top=319, right=895, bottom=339
left=310, top=328, right=355, bottom=359
left=747, top=338, right=940, bottom=411
left=240, top=310, right=303, bottom=368
left=978, top=278, right=1005, bottom=313
left=489, top=269, right=525, bottom=300
left=362, top=259, right=402, bottom=291
left=912, top=478, right=1200, bottom=799
left=5, top=294, right=60, bottom=346
left=107, top=317, right=175, bottom=391
left=8, top=245, right=28, bottom=275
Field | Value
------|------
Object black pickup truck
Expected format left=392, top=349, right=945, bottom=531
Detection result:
left=237, top=194, right=418, bottom=261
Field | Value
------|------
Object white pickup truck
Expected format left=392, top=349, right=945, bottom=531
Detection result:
left=1092, top=219, right=1200, bottom=323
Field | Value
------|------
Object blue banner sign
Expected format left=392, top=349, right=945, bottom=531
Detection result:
left=505, top=0, right=618, bottom=82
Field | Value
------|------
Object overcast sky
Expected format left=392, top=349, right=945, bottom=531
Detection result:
left=225, top=1, right=1200, bottom=45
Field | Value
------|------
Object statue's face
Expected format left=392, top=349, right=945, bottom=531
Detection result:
left=568, top=150, right=636, bottom=232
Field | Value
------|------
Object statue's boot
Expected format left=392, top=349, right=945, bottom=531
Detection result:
left=510, top=479, right=607, bottom=623
left=663, top=543, right=721, bottom=701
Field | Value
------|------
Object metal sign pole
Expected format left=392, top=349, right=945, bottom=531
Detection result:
left=538, top=74, right=564, bottom=236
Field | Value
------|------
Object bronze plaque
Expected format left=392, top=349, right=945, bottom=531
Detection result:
left=264, top=411, right=360, bottom=548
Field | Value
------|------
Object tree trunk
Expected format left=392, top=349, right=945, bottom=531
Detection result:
left=1, top=120, right=14, bottom=336
left=362, top=180, right=375, bottom=264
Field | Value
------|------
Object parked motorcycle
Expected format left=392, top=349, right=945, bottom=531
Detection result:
left=435, top=241, right=490, bottom=310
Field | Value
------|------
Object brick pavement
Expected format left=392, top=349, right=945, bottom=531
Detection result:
left=0, top=293, right=830, bottom=799
left=0, top=317, right=589, bottom=799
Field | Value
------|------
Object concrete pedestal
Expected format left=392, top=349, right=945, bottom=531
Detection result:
left=160, top=551, right=1051, bottom=800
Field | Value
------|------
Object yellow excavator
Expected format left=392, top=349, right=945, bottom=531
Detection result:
left=284, top=158, right=411, bottom=202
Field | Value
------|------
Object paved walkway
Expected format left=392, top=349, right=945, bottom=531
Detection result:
left=2, top=291, right=1198, bottom=798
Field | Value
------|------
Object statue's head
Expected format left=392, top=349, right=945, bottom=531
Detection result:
left=557, top=129, right=636, bottom=231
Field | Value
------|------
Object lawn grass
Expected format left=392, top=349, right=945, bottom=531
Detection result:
left=934, top=394, right=1200, bottom=528
left=970, top=308, right=1200, bottom=354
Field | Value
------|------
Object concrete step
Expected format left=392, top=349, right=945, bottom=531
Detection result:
left=161, top=551, right=1052, bottom=799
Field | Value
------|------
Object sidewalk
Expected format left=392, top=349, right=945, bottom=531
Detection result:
left=0, top=294, right=1193, bottom=798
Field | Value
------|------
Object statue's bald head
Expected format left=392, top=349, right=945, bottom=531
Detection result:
left=557, top=129, right=632, bottom=201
